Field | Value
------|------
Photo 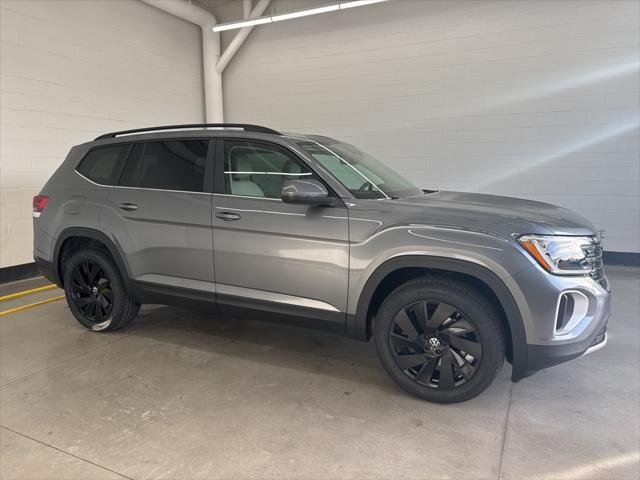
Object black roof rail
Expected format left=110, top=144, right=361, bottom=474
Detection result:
left=94, top=123, right=281, bottom=140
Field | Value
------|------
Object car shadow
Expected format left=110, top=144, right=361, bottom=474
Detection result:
left=123, top=304, right=398, bottom=392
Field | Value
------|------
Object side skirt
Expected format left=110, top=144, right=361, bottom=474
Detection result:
left=131, top=280, right=217, bottom=314
left=131, top=280, right=347, bottom=335
left=217, top=293, right=347, bottom=335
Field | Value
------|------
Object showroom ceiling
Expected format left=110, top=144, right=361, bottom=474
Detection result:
left=193, top=0, right=238, bottom=12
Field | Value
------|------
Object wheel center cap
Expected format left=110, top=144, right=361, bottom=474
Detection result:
left=91, top=286, right=99, bottom=295
left=428, top=337, right=441, bottom=349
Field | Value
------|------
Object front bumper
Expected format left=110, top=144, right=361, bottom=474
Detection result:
left=525, top=320, right=609, bottom=374
left=510, top=264, right=611, bottom=379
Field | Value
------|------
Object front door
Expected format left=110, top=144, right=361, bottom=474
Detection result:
left=212, top=138, right=349, bottom=329
left=101, top=138, right=215, bottom=295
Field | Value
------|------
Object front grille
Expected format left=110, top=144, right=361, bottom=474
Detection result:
left=583, top=237, right=607, bottom=289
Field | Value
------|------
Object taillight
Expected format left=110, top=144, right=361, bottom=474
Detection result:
left=32, top=195, right=49, bottom=217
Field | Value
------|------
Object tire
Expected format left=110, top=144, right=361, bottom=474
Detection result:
left=374, top=276, right=505, bottom=403
left=63, top=248, right=140, bottom=332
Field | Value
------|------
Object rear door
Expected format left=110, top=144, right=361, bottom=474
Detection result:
left=211, top=138, right=350, bottom=330
left=101, top=138, right=215, bottom=295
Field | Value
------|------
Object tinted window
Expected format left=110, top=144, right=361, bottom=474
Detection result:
left=223, top=140, right=313, bottom=198
left=77, top=145, right=129, bottom=185
left=119, top=140, right=208, bottom=192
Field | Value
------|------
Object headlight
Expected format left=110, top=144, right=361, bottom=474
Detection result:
left=517, top=235, right=597, bottom=275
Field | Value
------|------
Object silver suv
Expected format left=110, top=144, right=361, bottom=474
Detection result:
left=33, top=124, right=610, bottom=403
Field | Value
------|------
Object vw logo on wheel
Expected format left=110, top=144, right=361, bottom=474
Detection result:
left=429, top=337, right=441, bottom=349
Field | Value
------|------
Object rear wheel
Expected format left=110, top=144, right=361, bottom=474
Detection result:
left=63, top=249, right=139, bottom=331
left=374, top=276, right=505, bottom=403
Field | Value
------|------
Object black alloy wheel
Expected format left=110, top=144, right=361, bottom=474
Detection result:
left=389, top=300, right=481, bottom=389
left=63, top=248, right=140, bottom=332
left=70, top=259, right=114, bottom=325
left=374, top=277, right=505, bottom=403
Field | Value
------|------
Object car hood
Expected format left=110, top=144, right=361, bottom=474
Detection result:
left=378, top=190, right=597, bottom=237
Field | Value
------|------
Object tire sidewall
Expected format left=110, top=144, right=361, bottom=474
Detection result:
left=374, top=279, right=504, bottom=403
left=63, top=249, right=127, bottom=332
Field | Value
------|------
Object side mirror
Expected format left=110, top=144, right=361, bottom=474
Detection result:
left=281, top=179, right=336, bottom=206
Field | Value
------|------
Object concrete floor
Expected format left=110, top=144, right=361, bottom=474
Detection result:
left=0, top=267, right=638, bottom=480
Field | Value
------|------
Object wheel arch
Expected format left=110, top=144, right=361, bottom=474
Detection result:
left=53, top=227, right=134, bottom=296
left=347, top=255, right=528, bottom=381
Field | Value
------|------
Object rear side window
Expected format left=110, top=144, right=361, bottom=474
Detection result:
left=76, top=145, right=129, bottom=185
left=119, top=140, right=208, bottom=192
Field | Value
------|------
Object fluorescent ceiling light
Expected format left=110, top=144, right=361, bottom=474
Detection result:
left=340, top=0, right=388, bottom=8
left=272, top=4, right=340, bottom=22
left=213, top=17, right=272, bottom=32
left=212, top=0, right=389, bottom=32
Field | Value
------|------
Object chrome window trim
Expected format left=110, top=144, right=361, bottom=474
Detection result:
left=224, top=171, right=312, bottom=176
left=75, top=169, right=112, bottom=187
left=212, top=192, right=282, bottom=202
left=75, top=170, right=212, bottom=195
left=113, top=184, right=212, bottom=195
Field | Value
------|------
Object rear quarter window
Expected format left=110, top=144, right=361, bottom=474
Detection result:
left=76, top=145, right=130, bottom=185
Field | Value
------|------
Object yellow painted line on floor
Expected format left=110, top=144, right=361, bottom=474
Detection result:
left=0, top=295, right=66, bottom=317
left=0, top=284, right=57, bottom=301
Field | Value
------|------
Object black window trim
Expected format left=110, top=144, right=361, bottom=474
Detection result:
left=213, top=137, right=343, bottom=204
left=112, top=138, right=215, bottom=194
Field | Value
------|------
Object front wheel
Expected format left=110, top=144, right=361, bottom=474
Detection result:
left=63, top=248, right=140, bottom=332
left=374, top=277, right=505, bottom=403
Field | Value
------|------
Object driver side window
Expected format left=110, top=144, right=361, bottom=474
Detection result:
left=223, top=140, right=314, bottom=199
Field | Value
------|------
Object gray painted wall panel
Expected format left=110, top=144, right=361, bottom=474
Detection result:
left=222, top=0, right=640, bottom=252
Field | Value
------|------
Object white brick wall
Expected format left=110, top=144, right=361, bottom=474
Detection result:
left=0, top=0, right=205, bottom=267
left=222, top=0, right=640, bottom=253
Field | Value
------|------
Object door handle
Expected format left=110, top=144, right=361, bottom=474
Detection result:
left=216, top=211, right=241, bottom=221
left=119, top=203, right=139, bottom=212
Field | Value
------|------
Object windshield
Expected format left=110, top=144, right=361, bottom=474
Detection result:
left=296, top=139, right=422, bottom=199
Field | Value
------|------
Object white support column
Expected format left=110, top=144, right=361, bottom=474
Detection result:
left=242, top=0, right=252, bottom=19
left=203, top=32, right=224, bottom=123
left=140, top=0, right=224, bottom=122
left=216, top=0, right=270, bottom=74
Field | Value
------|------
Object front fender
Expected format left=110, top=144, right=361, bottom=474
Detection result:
left=346, top=225, right=534, bottom=382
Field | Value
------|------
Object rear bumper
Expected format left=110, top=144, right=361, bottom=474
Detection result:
left=34, top=256, right=59, bottom=286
